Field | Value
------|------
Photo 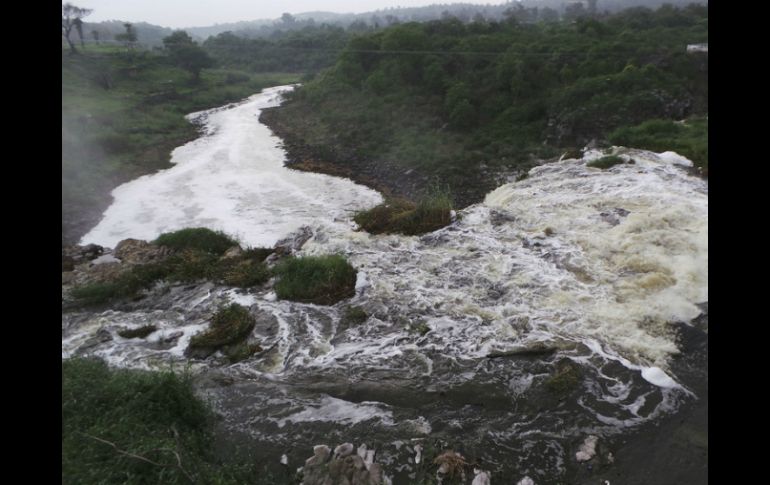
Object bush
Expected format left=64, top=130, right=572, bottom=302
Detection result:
left=587, top=155, right=626, bottom=169
left=155, top=228, right=239, bottom=255
left=273, top=255, right=357, bottom=305
left=354, top=188, right=453, bottom=235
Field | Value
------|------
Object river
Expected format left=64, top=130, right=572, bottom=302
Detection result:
left=65, top=86, right=708, bottom=484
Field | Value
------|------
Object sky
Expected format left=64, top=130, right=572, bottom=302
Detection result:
left=77, top=1, right=510, bottom=29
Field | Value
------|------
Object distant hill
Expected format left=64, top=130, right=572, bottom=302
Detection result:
left=82, top=0, right=708, bottom=43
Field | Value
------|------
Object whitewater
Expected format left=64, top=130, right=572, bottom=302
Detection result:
left=65, top=86, right=708, bottom=482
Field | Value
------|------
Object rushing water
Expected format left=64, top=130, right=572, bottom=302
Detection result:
left=64, top=86, right=708, bottom=483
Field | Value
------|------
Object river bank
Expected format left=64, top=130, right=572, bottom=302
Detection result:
left=259, top=105, right=508, bottom=209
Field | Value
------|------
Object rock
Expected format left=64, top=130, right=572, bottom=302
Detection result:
left=305, top=445, right=331, bottom=467
left=414, top=444, right=423, bottom=464
left=62, top=244, right=105, bottom=265
left=91, top=253, right=122, bottom=265
left=222, top=246, right=244, bottom=259
left=335, top=443, right=354, bottom=459
left=576, top=435, right=599, bottom=462
left=269, top=226, right=313, bottom=262
left=517, top=476, right=535, bottom=485
left=301, top=443, right=384, bottom=485
left=472, top=469, right=491, bottom=485
left=114, top=238, right=171, bottom=265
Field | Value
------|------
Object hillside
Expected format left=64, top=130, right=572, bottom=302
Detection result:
left=261, top=4, right=707, bottom=207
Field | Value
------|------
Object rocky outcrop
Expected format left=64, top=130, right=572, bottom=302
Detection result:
left=114, top=238, right=172, bottom=265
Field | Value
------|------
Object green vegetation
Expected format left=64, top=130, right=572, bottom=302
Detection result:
left=587, top=155, right=626, bottom=169
left=154, top=227, right=238, bottom=255
left=70, top=235, right=272, bottom=306
left=62, top=46, right=300, bottom=243
left=187, top=304, right=256, bottom=356
left=267, top=5, right=707, bottom=206
left=118, top=325, right=157, bottom=339
left=273, top=255, right=357, bottom=305
left=62, top=358, right=282, bottom=483
left=354, top=188, right=453, bottom=235
left=342, top=305, right=368, bottom=325
left=609, top=117, right=708, bottom=170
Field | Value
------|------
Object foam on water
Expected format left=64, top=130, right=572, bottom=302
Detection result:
left=80, top=86, right=382, bottom=248
left=64, top=92, right=707, bottom=480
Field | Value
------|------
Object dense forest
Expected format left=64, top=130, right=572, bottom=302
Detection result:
left=262, top=4, right=708, bottom=206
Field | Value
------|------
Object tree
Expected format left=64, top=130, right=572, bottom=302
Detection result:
left=91, top=30, right=100, bottom=45
left=163, top=31, right=214, bottom=82
left=62, top=3, right=92, bottom=54
left=115, top=23, right=137, bottom=49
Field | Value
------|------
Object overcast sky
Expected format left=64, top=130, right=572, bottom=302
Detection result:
left=78, top=1, right=510, bottom=29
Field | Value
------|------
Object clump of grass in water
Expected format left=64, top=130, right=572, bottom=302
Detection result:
left=354, top=185, right=453, bottom=235
left=118, top=324, right=157, bottom=339
left=587, top=155, right=626, bottom=169
left=273, top=255, right=357, bottom=305
left=188, top=303, right=256, bottom=351
left=154, top=227, right=239, bottom=256
left=342, top=305, right=368, bottom=325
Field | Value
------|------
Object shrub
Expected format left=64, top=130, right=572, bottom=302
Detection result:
left=587, top=155, right=626, bottom=169
left=155, top=228, right=238, bottom=255
left=273, top=255, right=357, bottom=305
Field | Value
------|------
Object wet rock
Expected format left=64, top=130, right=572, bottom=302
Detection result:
left=576, top=435, right=599, bottom=462
left=222, top=246, right=243, bottom=259
left=268, top=226, right=313, bottom=262
left=62, top=244, right=105, bottom=267
left=76, top=327, right=113, bottom=353
left=334, top=443, right=354, bottom=459
left=489, top=209, right=517, bottom=226
left=114, top=238, right=171, bottom=265
left=91, top=253, right=121, bottom=265
left=600, top=208, right=630, bottom=226
left=472, top=469, right=491, bottom=485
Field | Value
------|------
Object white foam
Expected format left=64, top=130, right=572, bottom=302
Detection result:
left=80, top=86, right=382, bottom=248
left=276, top=396, right=394, bottom=427
left=641, top=366, right=679, bottom=388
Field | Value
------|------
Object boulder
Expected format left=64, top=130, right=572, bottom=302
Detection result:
left=114, top=238, right=171, bottom=265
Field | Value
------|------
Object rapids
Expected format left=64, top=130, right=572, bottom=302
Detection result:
left=63, top=86, right=707, bottom=483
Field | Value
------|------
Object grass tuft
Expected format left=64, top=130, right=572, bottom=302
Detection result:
left=273, top=255, right=357, bottom=305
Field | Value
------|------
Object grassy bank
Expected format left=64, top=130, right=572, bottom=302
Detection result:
left=62, top=46, right=300, bottom=244
left=62, top=358, right=284, bottom=484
